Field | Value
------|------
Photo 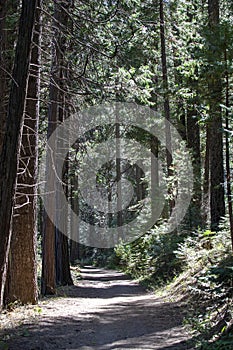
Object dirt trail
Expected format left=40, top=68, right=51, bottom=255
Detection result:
left=7, top=267, right=194, bottom=350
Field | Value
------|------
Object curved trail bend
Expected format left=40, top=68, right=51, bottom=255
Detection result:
left=8, top=267, right=194, bottom=350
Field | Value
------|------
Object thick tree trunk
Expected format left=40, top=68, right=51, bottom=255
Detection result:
left=56, top=158, right=73, bottom=286
left=4, top=2, right=41, bottom=305
left=208, top=0, right=225, bottom=230
left=0, top=0, right=18, bottom=151
left=55, top=0, right=73, bottom=286
left=41, top=48, right=58, bottom=295
left=0, top=0, right=36, bottom=308
left=209, top=115, right=225, bottom=231
left=42, top=0, right=73, bottom=294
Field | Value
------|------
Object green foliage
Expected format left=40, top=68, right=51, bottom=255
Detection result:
left=0, top=341, right=8, bottom=350
left=37, top=0, right=233, bottom=345
left=114, top=218, right=233, bottom=348
left=86, top=248, right=119, bottom=269
left=174, top=221, right=233, bottom=348
left=198, top=334, right=233, bottom=350
left=115, top=225, right=186, bottom=287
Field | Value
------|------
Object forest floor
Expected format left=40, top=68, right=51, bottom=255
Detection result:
left=1, top=267, right=195, bottom=350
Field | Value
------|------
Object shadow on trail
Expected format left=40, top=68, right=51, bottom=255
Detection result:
left=79, top=273, right=129, bottom=282
left=7, top=267, right=195, bottom=350
left=57, top=267, right=145, bottom=299
left=63, top=284, right=145, bottom=299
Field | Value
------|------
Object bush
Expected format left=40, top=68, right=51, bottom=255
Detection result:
left=174, top=223, right=233, bottom=348
left=115, top=224, right=188, bottom=287
left=115, top=218, right=233, bottom=348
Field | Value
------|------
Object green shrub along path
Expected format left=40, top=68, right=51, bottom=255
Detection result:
left=5, top=267, right=194, bottom=350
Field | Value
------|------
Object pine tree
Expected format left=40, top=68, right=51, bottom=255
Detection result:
left=0, top=0, right=37, bottom=307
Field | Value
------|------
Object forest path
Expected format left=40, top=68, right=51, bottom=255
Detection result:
left=7, top=267, right=194, bottom=350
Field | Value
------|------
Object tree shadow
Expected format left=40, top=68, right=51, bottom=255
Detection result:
left=5, top=267, right=195, bottom=350
left=56, top=267, right=146, bottom=299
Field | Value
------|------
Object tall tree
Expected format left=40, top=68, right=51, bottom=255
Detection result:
left=115, top=109, right=123, bottom=239
left=0, top=0, right=18, bottom=151
left=41, top=0, right=73, bottom=294
left=207, top=0, right=225, bottom=230
left=0, top=0, right=37, bottom=307
left=54, top=0, right=73, bottom=286
left=172, top=0, right=202, bottom=228
left=224, top=32, right=233, bottom=250
left=159, top=0, right=174, bottom=213
left=4, top=1, right=41, bottom=305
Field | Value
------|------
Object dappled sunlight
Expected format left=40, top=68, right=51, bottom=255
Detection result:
left=5, top=267, right=194, bottom=350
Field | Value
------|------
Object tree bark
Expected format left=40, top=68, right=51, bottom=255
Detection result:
left=224, top=43, right=233, bottom=250
left=0, top=0, right=36, bottom=308
left=203, top=127, right=210, bottom=225
left=41, top=0, right=73, bottom=294
left=208, top=0, right=225, bottom=230
left=159, top=0, right=174, bottom=213
left=4, top=1, right=41, bottom=305
left=150, top=135, right=159, bottom=219
left=0, top=0, right=18, bottom=151
left=70, top=175, right=81, bottom=264
left=186, top=105, right=202, bottom=228
left=115, top=114, right=123, bottom=239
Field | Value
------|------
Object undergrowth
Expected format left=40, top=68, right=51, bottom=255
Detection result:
left=114, top=219, right=233, bottom=349
left=115, top=223, right=186, bottom=288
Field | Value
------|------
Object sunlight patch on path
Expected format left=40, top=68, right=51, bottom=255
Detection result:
left=7, top=267, right=194, bottom=350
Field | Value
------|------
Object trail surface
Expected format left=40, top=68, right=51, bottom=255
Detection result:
left=7, top=267, right=194, bottom=350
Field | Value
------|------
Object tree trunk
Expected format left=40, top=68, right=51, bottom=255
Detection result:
left=115, top=114, right=123, bottom=239
left=186, top=105, right=202, bottom=228
left=70, top=176, right=81, bottom=264
left=4, top=1, right=41, bottom=305
left=0, top=0, right=36, bottom=308
left=150, top=77, right=159, bottom=221
left=159, top=0, right=174, bottom=213
left=55, top=0, right=73, bottom=286
left=41, top=29, right=58, bottom=295
left=208, top=0, right=225, bottom=230
left=224, top=43, right=233, bottom=250
left=150, top=135, right=159, bottom=219
left=56, top=157, right=73, bottom=286
left=0, top=0, right=18, bottom=151
left=41, top=0, right=73, bottom=294
left=203, top=126, right=210, bottom=225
